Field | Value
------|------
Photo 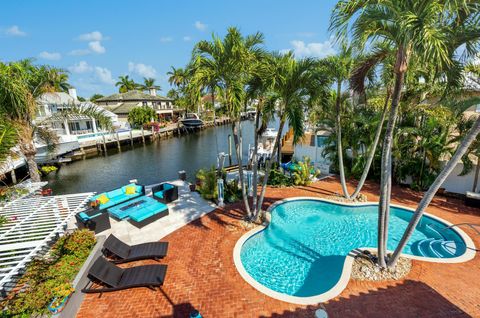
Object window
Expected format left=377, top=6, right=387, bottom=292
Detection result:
left=86, top=121, right=91, bottom=130
left=142, top=101, right=147, bottom=106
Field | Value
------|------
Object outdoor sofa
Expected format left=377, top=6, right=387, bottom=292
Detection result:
left=102, top=234, right=169, bottom=263
left=152, top=183, right=178, bottom=204
left=75, top=209, right=111, bottom=234
left=89, top=183, right=145, bottom=210
left=81, top=257, right=167, bottom=293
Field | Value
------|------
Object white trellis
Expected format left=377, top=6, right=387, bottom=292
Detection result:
left=0, top=192, right=94, bottom=296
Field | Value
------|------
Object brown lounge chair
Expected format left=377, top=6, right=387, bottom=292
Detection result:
left=102, top=234, right=169, bottom=263
left=81, top=257, right=167, bottom=293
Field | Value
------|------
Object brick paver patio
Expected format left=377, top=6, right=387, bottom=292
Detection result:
left=77, top=177, right=480, bottom=317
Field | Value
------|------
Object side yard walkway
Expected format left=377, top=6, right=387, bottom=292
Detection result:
left=77, top=178, right=480, bottom=318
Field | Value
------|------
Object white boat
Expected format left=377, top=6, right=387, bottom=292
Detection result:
left=180, top=113, right=204, bottom=128
left=249, top=128, right=278, bottom=165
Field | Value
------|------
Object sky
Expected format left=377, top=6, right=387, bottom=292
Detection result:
left=0, top=0, right=339, bottom=99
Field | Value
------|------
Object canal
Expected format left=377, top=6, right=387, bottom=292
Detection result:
left=45, top=120, right=277, bottom=194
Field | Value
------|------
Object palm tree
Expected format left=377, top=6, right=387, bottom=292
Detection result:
left=331, top=0, right=480, bottom=268
left=0, top=60, right=113, bottom=182
left=257, top=52, right=329, bottom=215
left=140, top=77, right=161, bottom=93
left=321, top=45, right=354, bottom=199
left=194, top=27, right=265, bottom=218
left=115, top=75, right=137, bottom=93
left=167, top=67, right=187, bottom=90
left=0, top=119, right=18, bottom=163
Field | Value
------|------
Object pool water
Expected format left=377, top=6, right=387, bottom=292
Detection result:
left=240, top=199, right=466, bottom=298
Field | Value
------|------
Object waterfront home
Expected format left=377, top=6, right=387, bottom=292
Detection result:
left=96, top=90, right=180, bottom=122
left=34, top=89, right=119, bottom=162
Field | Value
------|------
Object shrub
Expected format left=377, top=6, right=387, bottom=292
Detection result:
left=40, top=165, right=58, bottom=175
left=127, top=106, right=156, bottom=128
left=196, top=166, right=218, bottom=200
left=1, top=230, right=96, bottom=317
left=267, top=163, right=294, bottom=187
left=292, top=157, right=321, bottom=186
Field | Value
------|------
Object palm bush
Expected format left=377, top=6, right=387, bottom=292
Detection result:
left=292, top=157, right=321, bottom=186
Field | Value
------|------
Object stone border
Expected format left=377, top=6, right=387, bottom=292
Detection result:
left=233, top=197, right=476, bottom=305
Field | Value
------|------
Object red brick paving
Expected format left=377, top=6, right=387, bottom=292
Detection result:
left=77, top=177, right=480, bottom=318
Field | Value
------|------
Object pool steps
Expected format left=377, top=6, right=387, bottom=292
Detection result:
left=412, top=223, right=461, bottom=258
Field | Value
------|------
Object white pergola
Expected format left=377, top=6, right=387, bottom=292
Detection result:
left=0, top=192, right=94, bottom=296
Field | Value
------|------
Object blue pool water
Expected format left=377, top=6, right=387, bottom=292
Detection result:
left=240, top=199, right=466, bottom=298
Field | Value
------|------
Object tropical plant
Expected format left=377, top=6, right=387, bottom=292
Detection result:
left=0, top=119, right=18, bottom=162
left=140, top=77, right=161, bottom=93
left=89, top=93, right=104, bottom=102
left=115, top=75, right=138, bottom=93
left=127, top=106, right=156, bottom=128
left=196, top=166, right=218, bottom=200
left=193, top=27, right=266, bottom=218
left=292, top=157, right=321, bottom=186
left=331, top=0, right=480, bottom=268
left=256, top=52, right=329, bottom=217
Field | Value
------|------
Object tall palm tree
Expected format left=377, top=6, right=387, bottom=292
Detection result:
left=194, top=27, right=265, bottom=218
left=0, top=60, right=113, bottom=182
left=115, top=75, right=137, bottom=93
left=141, top=77, right=161, bottom=93
left=257, top=52, right=329, bottom=214
left=331, top=0, right=480, bottom=268
left=167, top=67, right=187, bottom=90
left=321, top=45, right=354, bottom=199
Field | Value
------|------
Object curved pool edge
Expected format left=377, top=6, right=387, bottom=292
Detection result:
left=233, top=197, right=476, bottom=305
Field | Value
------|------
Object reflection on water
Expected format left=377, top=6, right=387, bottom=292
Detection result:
left=45, top=120, right=278, bottom=194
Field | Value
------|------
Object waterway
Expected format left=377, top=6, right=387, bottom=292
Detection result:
left=45, top=120, right=278, bottom=194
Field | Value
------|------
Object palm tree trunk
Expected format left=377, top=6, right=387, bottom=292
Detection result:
left=232, top=120, right=251, bottom=217
left=378, top=50, right=406, bottom=268
left=257, top=118, right=286, bottom=213
left=351, top=89, right=390, bottom=199
left=23, top=143, right=41, bottom=183
left=388, top=116, right=480, bottom=268
left=252, top=108, right=261, bottom=219
left=336, top=81, right=350, bottom=199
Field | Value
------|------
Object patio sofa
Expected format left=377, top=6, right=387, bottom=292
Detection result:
left=75, top=209, right=111, bottom=234
left=89, top=183, right=145, bottom=210
left=152, top=183, right=178, bottom=204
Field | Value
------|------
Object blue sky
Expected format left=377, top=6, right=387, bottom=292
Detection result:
left=0, top=0, right=338, bottom=98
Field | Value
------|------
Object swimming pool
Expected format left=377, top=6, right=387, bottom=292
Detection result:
left=234, top=197, right=476, bottom=304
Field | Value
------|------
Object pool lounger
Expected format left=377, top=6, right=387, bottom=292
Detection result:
left=82, top=257, right=167, bottom=293
left=103, top=234, right=169, bottom=264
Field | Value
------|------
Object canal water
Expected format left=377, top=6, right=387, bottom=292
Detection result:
left=45, top=120, right=277, bottom=194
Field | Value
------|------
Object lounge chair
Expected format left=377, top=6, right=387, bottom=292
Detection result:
left=102, top=234, right=169, bottom=263
left=81, top=257, right=167, bottom=293
left=152, top=183, right=178, bottom=203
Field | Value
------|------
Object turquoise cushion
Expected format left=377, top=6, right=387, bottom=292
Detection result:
left=108, top=188, right=124, bottom=199
left=135, top=185, right=142, bottom=193
left=154, top=191, right=164, bottom=199
left=79, top=212, right=89, bottom=221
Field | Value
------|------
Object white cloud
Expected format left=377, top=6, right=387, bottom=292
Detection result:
left=38, top=51, right=61, bottom=60
left=194, top=21, right=207, bottom=31
left=286, top=39, right=336, bottom=58
left=183, top=36, right=191, bottom=42
left=5, top=25, right=26, bottom=37
left=94, top=66, right=115, bottom=84
left=68, top=61, right=92, bottom=73
left=160, top=36, right=173, bottom=43
left=128, top=62, right=156, bottom=78
left=78, top=31, right=104, bottom=41
left=88, top=41, right=106, bottom=54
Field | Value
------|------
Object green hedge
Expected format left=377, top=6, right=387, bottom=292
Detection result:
left=1, top=229, right=96, bottom=317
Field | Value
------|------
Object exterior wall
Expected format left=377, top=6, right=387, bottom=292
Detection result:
left=440, top=162, right=476, bottom=194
